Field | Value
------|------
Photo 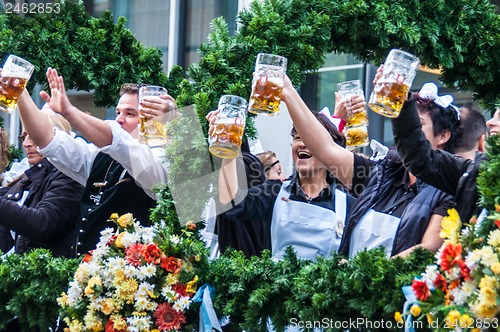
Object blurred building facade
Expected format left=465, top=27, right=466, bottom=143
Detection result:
left=2, top=0, right=483, bottom=173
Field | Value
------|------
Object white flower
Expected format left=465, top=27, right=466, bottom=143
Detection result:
left=488, top=229, right=500, bottom=247
left=176, top=296, right=191, bottom=310
left=479, top=246, right=498, bottom=266
left=139, top=227, right=156, bottom=244
left=66, top=281, right=83, bottom=306
left=134, top=296, right=150, bottom=311
left=138, top=264, right=157, bottom=280
left=465, top=249, right=483, bottom=270
left=450, top=287, right=468, bottom=305
left=170, top=235, right=180, bottom=245
left=173, top=301, right=183, bottom=312
left=422, top=265, right=439, bottom=288
left=120, top=232, right=140, bottom=247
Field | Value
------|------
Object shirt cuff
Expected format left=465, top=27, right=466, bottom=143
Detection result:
left=38, top=128, right=64, bottom=157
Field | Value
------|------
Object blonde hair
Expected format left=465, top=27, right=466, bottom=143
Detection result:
left=40, top=104, right=71, bottom=133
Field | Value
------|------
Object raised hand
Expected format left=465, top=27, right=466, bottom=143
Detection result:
left=39, top=67, right=74, bottom=117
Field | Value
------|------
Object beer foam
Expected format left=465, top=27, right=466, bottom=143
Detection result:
left=215, top=117, right=245, bottom=126
left=1, top=68, right=31, bottom=79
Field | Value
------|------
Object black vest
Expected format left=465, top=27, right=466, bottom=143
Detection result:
left=72, top=152, right=155, bottom=257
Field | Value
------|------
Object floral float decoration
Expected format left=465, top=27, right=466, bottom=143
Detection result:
left=57, top=213, right=208, bottom=332
left=396, top=207, right=500, bottom=330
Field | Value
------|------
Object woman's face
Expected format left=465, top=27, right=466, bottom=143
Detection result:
left=291, top=133, right=326, bottom=179
left=21, top=132, right=44, bottom=165
left=419, top=111, right=443, bottom=150
left=486, top=109, right=500, bottom=136
left=265, top=156, right=286, bottom=181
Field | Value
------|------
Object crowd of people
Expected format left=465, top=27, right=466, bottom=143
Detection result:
left=0, top=61, right=497, bottom=266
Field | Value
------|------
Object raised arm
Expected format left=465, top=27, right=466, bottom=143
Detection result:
left=40, top=68, right=113, bottom=147
left=17, top=90, right=55, bottom=149
left=281, top=75, right=355, bottom=188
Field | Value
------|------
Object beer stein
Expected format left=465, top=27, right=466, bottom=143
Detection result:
left=209, top=95, right=247, bottom=159
left=248, top=53, right=287, bottom=116
left=368, top=49, right=419, bottom=118
left=345, top=126, right=369, bottom=150
left=0, top=55, right=35, bottom=114
left=337, top=79, right=368, bottom=127
left=138, top=85, right=169, bottom=147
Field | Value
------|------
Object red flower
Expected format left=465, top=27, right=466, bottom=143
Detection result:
left=440, top=243, right=463, bottom=272
left=154, top=302, right=186, bottom=331
left=495, top=219, right=500, bottom=229
left=412, top=279, right=431, bottom=301
left=83, top=250, right=94, bottom=263
left=125, top=243, right=146, bottom=266
left=105, top=318, right=126, bottom=332
left=172, top=283, right=188, bottom=297
left=457, top=260, right=471, bottom=280
left=433, top=273, right=447, bottom=292
left=161, top=256, right=182, bottom=274
left=143, top=243, right=163, bottom=265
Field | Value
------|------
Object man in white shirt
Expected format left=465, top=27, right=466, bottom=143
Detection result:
left=18, top=67, right=174, bottom=257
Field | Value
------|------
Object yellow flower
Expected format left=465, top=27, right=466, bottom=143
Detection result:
left=57, top=292, right=69, bottom=307
left=410, top=304, right=421, bottom=317
left=459, top=314, right=473, bottom=328
left=491, top=262, right=500, bottom=274
left=440, top=208, right=461, bottom=240
left=101, top=298, right=114, bottom=315
left=117, top=213, right=134, bottom=228
left=109, top=213, right=119, bottom=220
left=445, top=310, right=460, bottom=328
left=165, top=273, right=178, bottom=285
left=426, top=313, right=433, bottom=325
left=84, top=276, right=102, bottom=296
left=186, top=275, right=199, bottom=294
left=115, top=232, right=127, bottom=248
left=475, top=303, right=497, bottom=318
left=394, top=311, right=404, bottom=324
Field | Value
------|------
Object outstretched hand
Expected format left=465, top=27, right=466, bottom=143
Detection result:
left=39, top=67, right=73, bottom=117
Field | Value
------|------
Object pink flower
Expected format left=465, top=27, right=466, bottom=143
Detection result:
left=125, top=243, right=146, bottom=266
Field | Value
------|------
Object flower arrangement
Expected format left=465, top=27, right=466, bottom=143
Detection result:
left=58, top=213, right=208, bottom=332
left=396, top=207, right=500, bottom=330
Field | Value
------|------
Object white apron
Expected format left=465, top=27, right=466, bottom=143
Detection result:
left=270, top=180, right=347, bottom=261
left=348, top=209, right=400, bottom=258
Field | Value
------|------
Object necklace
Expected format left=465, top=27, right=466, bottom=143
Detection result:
left=90, top=160, right=115, bottom=205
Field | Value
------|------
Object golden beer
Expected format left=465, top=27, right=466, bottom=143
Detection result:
left=346, top=126, right=369, bottom=149
left=368, top=82, right=410, bottom=118
left=0, top=76, right=28, bottom=114
left=248, top=76, right=283, bottom=116
left=346, top=108, right=369, bottom=127
left=138, top=85, right=169, bottom=147
left=248, top=54, right=287, bottom=116
left=208, top=120, right=245, bottom=159
left=138, top=117, right=168, bottom=147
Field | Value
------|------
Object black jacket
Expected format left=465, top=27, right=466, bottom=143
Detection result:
left=0, top=158, right=84, bottom=257
left=339, top=150, right=453, bottom=256
left=73, top=152, right=155, bottom=257
left=392, top=94, right=485, bottom=223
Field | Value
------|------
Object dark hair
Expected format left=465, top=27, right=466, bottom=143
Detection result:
left=415, top=95, right=461, bottom=153
left=119, top=83, right=147, bottom=96
left=454, top=106, right=487, bottom=153
left=290, top=112, right=346, bottom=148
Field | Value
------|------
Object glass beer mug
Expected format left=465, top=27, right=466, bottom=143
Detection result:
left=0, top=55, right=35, bottom=114
left=248, top=53, right=287, bottom=116
left=368, top=49, right=419, bottom=118
left=209, top=95, right=247, bottom=159
left=337, top=79, right=369, bottom=149
left=138, top=85, right=169, bottom=147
